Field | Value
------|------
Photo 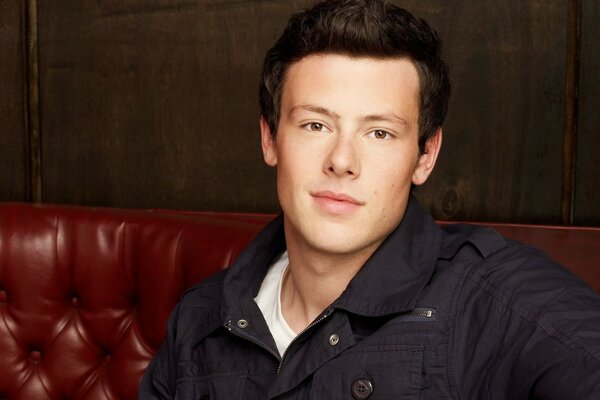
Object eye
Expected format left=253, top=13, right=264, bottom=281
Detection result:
left=302, top=122, right=328, bottom=132
left=368, top=129, right=391, bottom=140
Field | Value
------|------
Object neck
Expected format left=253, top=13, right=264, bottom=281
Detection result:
left=280, top=234, right=379, bottom=333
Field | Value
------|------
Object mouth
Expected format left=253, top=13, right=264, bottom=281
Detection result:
left=311, top=191, right=364, bottom=205
left=310, top=190, right=365, bottom=215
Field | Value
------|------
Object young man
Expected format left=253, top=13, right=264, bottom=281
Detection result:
left=140, top=1, right=600, bottom=398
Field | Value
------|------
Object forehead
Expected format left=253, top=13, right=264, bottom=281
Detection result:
left=280, top=54, right=420, bottom=119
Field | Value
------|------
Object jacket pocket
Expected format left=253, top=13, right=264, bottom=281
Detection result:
left=175, top=371, right=247, bottom=400
left=309, top=344, right=424, bottom=399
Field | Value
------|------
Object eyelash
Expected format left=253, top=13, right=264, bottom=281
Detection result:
left=367, top=130, right=392, bottom=140
left=302, top=122, right=329, bottom=132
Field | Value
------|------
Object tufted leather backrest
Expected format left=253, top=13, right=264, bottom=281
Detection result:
left=0, top=203, right=269, bottom=400
left=0, top=203, right=598, bottom=399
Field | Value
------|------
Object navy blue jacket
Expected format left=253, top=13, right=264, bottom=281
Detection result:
left=140, top=198, right=600, bottom=399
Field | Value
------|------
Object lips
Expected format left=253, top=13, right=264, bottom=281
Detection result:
left=312, top=191, right=364, bottom=205
left=311, top=190, right=365, bottom=215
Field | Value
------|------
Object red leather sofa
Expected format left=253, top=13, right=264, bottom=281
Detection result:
left=0, top=202, right=598, bottom=399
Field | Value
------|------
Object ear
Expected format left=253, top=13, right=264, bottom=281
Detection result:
left=260, top=117, right=278, bottom=167
left=412, top=128, right=442, bottom=186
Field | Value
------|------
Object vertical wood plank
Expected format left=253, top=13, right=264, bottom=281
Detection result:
left=561, top=0, right=581, bottom=225
left=0, top=1, right=28, bottom=201
left=26, top=0, right=42, bottom=202
left=574, top=0, right=600, bottom=225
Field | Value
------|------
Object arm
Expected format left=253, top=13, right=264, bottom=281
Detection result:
left=524, top=286, right=600, bottom=399
left=138, top=304, right=180, bottom=400
left=451, top=245, right=600, bottom=399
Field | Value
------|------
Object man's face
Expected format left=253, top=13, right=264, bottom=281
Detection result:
left=261, top=54, right=440, bottom=257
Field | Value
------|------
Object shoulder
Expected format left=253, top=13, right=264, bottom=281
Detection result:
left=170, top=269, right=228, bottom=345
left=179, top=269, right=227, bottom=309
left=467, top=233, right=594, bottom=313
left=446, top=224, right=600, bottom=360
left=440, top=223, right=593, bottom=300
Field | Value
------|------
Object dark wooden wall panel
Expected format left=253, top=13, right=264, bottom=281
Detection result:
left=0, top=1, right=27, bottom=201
left=17, top=0, right=593, bottom=225
left=574, top=0, right=600, bottom=225
left=39, top=0, right=311, bottom=211
left=406, top=1, right=567, bottom=224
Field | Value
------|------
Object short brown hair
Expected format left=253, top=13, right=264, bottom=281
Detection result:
left=259, top=0, right=450, bottom=153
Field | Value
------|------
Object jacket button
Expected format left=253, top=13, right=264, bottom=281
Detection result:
left=328, top=334, right=340, bottom=346
left=237, top=319, right=249, bottom=328
left=351, top=378, right=373, bottom=399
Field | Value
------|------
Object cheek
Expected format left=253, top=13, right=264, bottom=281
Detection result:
left=372, top=160, right=412, bottom=191
left=369, top=168, right=412, bottom=213
left=275, top=151, right=310, bottom=198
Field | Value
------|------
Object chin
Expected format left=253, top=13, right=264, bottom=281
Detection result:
left=305, top=227, right=381, bottom=256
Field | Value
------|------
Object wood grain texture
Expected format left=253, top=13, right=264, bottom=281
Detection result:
left=406, top=0, right=567, bottom=224
left=574, top=0, right=600, bottom=226
left=0, top=1, right=27, bottom=201
left=39, top=0, right=311, bottom=211
left=34, top=0, right=592, bottom=224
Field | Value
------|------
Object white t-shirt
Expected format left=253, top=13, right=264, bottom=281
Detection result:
left=254, top=251, right=297, bottom=356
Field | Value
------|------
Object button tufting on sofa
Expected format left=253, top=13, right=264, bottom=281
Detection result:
left=29, top=351, right=41, bottom=363
left=0, top=203, right=269, bottom=399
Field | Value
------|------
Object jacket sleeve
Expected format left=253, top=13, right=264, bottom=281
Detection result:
left=529, top=344, right=600, bottom=399
left=138, top=303, right=180, bottom=400
left=450, top=244, right=600, bottom=399
left=525, top=285, right=600, bottom=399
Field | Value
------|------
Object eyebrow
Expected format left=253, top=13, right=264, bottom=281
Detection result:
left=289, top=104, right=409, bottom=127
left=361, top=112, right=410, bottom=127
left=289, top=104, right=341, bottom=120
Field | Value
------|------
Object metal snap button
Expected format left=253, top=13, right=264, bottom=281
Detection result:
left=328, top=333, right=340, bottom=346
left=237, top=319, right=249, bottom=328
left=351, top=378, right=373, bottom=399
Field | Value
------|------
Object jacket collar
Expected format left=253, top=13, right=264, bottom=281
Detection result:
left=221, top=195, right=442, bottom=319
left=333, top=196, right=442, bottom=316
left=221, top=214, right=286, bottom=315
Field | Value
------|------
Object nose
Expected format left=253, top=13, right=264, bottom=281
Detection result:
left=324, top=134, right=360, bottom=178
